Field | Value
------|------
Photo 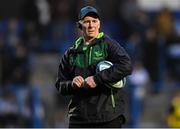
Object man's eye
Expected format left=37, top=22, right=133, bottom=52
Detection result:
left=83, top=21, right=88, bottom=24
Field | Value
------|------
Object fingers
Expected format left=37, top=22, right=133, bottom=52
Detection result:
left=72, top=76, right=97, bottom=89
left=85, top=76, right=96, bottom=88
left=72, top=76, right=85, bottom=88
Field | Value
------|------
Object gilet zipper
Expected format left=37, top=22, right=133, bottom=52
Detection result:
left=88, top=47, right=93, bottom=65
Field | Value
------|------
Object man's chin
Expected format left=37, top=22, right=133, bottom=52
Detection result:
left=87, top=34, right=97, bottom=38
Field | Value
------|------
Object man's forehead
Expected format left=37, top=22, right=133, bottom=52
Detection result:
left=83, top=16, right=99, bottom=21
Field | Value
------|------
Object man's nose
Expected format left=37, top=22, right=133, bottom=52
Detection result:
left=89, top=21, right=93, bottom=27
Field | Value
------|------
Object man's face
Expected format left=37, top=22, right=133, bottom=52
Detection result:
left=81, top=16, right=100, bottom=40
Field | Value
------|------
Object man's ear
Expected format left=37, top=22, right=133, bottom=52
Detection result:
left=98, top=20, right=101, bottom=30
left=76, top=21, right=82, bottom=30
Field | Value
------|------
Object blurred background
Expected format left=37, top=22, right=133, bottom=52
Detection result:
left=0, top=0, right=180, bottom=128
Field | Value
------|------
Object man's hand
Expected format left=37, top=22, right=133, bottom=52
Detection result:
left=85, top=76, right=96, bottom=88
left=72, top=76, right=85, bottom=88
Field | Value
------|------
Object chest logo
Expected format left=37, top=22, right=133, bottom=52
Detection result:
left=95, top=51, right=103, bottom=57
left=94, top=51, right=104, bottom=61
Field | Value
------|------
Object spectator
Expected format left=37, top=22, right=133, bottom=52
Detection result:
left=167, top=91, right=180, bottom=128
left=128, top=61, right=150, bottom=127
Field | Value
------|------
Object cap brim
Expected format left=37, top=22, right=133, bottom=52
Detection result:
left=82, top=12, right=99, bottom=20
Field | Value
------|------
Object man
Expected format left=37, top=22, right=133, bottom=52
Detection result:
left=55, top=6, right=132, bottom=128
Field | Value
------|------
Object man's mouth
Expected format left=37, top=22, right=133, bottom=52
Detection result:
left=88, top=30, right=94, bottom=33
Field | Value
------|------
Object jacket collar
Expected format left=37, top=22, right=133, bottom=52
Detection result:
left=74, top=32, right=104, bottom=49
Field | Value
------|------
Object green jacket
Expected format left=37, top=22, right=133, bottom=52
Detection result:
left=55, top=32, right=132, bottom=124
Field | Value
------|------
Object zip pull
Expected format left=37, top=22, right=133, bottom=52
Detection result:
left=111, top=89, right=116, bottom=112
